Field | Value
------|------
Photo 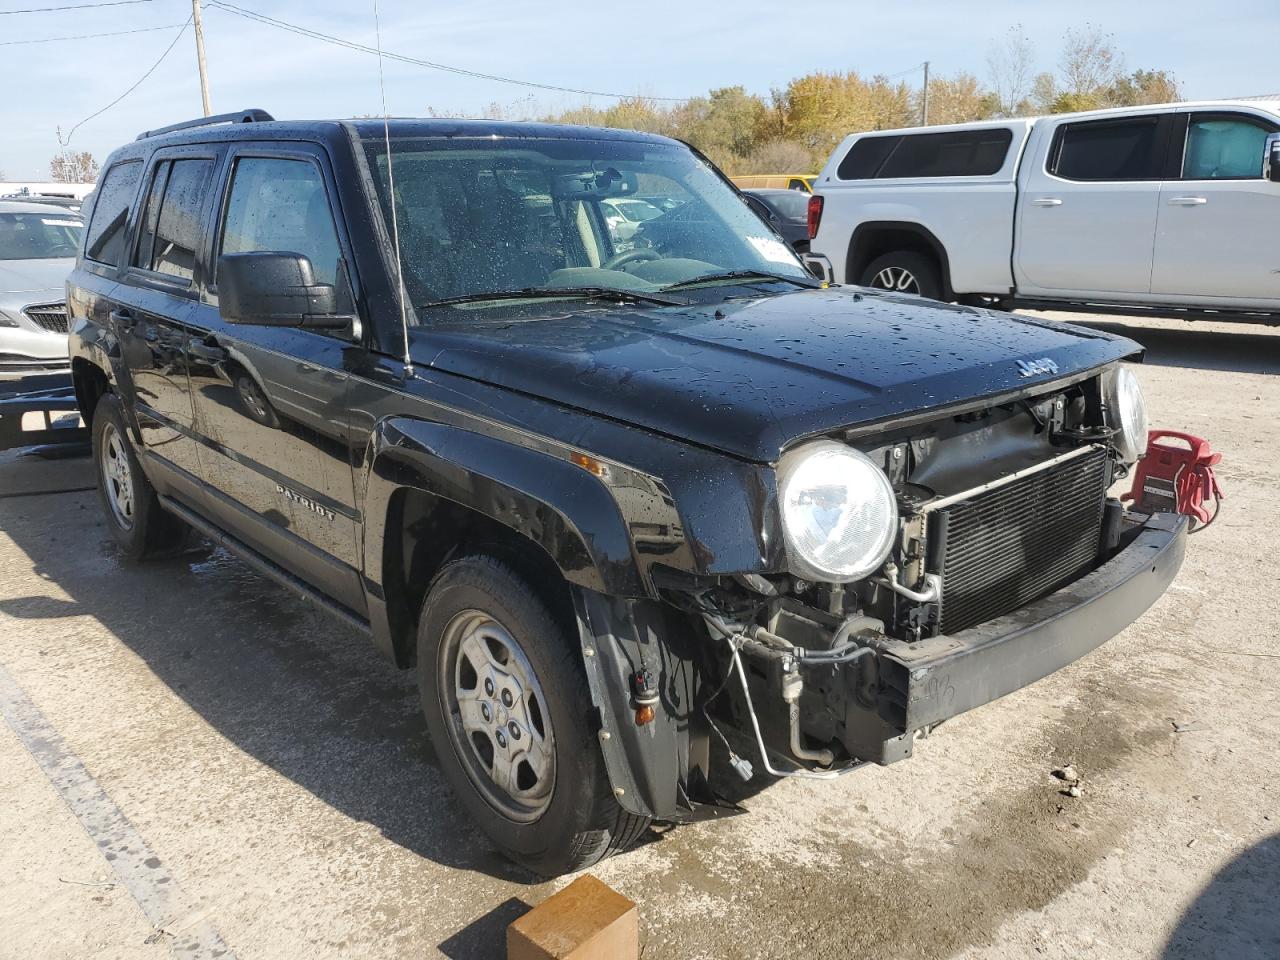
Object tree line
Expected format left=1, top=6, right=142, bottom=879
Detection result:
left=533, top=25, right=1180, bottom=175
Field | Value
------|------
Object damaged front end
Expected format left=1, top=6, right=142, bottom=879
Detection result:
left=586, top=366, right=1189, bottom=820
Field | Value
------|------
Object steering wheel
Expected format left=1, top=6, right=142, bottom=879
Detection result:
left=601, top=247, right=660, bottom=271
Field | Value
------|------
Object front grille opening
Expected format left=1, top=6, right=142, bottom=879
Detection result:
left=932, top=448, right=1109, bottom=634
left=23, top=302, right=69, bottom=334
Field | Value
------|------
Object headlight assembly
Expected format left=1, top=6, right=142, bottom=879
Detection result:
left=776, top=441, right=898, bottom=582
left=0, top=309, right=19, bottom=328
left=1105, top=367, right=1149, bottom=464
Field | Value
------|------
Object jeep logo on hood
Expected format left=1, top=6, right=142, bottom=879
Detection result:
left=1017, top=357, right=1060, bottom=378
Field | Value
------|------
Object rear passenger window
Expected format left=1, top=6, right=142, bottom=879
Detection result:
left=133, top=158, right=215, bottom=282
left=1050, top=117, right=1163, bottom=181
left=218, top=157, right=344, bottom=287
left=838, top=130, right=1013, bottom=180
left=84, top=160, right=142, bottom=265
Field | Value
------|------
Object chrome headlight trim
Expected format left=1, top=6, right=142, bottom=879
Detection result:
left=776, top=440, right=898, bottom=583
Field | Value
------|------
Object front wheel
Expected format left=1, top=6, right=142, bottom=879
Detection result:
left=417, top=554, right=650, bottom=876
left=859, top=250, right=944, bottom=300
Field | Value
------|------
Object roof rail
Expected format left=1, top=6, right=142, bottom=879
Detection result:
left=135, top=108, right=275, bottom=141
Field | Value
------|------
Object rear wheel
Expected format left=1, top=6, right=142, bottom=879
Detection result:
left=92, top=393, right=189, bottom=560
left=417, top=554, right=649, bottom=876
left=859, top=250, right=944, bottom=300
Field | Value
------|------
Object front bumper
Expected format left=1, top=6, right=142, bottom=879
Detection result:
left=850, top=511, right=1188, bottom=760
left=0, top=325, right=70, bottom=370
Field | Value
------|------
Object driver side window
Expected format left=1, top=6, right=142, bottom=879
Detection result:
left=218, top=156, right=350, bottom=304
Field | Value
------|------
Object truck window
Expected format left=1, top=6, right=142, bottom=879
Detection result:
left=838, top=130, right=1012, bottom=180
left=879, top=129, right=1013, bottom=178
left=218, top=157, right=345, bottom=288
left=837, top=136, right=901, bottom=179
left=1049, top=117, right=1163, bottom=181
left=1181, top=115, right=1275, bottom=180
left=84, top=159, right=142, bottom=265
left=133, top=158, right=215, bottom=282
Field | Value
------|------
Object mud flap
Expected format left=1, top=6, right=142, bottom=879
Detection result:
left=571, top=586, right=704, bottom=821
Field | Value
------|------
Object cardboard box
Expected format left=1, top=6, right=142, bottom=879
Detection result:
left=507, top=874, right=638, bottom=960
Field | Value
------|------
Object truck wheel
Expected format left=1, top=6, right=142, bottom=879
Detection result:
left=418, top=554, right=650, bottom=877
left=91, top=393, right=190, bottom=560
left=860, top=251, right=944, bottom=300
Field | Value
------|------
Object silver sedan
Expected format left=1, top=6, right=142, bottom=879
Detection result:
left=0, top=199, right=83, bottom=374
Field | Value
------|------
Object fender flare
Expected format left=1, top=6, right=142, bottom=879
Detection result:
left=361, top=416, right=648, bottom=656
left=847, top=220, right=954, bottom=299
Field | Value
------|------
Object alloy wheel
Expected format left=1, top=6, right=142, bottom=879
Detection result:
left=871, top=265, right=921, bottom=294
left=100, top=422, right=136, bottom=531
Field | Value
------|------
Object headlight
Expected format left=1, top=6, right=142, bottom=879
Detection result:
left=1106, top=367, right=1148, bottom=464
left=777, top=441, right=898, bottom=582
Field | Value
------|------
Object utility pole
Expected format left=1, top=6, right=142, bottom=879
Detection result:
left=192, top=0, right=211, bottom=116
left=921, top=60, right=930, bottom=125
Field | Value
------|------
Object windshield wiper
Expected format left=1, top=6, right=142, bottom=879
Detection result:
left=419, top=286, right=685, bottom=309
left=661, top=270, right=820, bottom=291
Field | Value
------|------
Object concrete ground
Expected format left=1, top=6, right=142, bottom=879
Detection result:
left=0, top=313, right=1276, bottom=960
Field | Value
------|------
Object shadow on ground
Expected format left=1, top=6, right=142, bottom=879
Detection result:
left=0, top=454, right=554, bottom=903
left=1163, top=833, right=1280, bottom=959
left=1071, top=320, right=1280, bottom=375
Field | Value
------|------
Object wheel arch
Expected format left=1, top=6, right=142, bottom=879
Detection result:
left=846, top=221, right=954, bottom=299
left=71, top=356, right=111, bottom=426
left=361, top=417, right=646, bottom=668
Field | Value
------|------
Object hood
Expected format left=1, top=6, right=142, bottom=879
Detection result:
left=0, top=258, right=74, bottom=307
left=417, top=287, right=1138, bottom=462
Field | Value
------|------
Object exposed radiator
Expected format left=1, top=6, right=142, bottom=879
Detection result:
left=931, top=447, right=1109, bottom=634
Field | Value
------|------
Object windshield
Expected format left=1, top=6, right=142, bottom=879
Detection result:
left=0, top=212, right=83, bottom=261
left=361, top=135, right=808, bottom=316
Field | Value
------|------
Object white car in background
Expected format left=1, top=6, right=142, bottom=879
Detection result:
left=808, top=98, right=1280, bottom=319
left=0, top=199, right=83, bottom=374
left=600, top=196, right=664, bottom=247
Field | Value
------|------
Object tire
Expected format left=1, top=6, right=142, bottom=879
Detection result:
left=418, top=554, right=650, bottom=876
left=91, top=393, right=190, bottom=560
left=859, top=250, right=944, bottom=300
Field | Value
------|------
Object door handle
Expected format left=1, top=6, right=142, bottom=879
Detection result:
left=1167, top=196, right=1208, bottom=205
left=1032, top=197, right=1063, bottom=206
left=109, top=308, right=136, bottom=331
left=189, top=340, right=229, bottom=363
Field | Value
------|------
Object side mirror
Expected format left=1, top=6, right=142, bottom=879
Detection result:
left=1267, top=133, right=1280, bottom=183
left=217, top=251, right=350, bottom=329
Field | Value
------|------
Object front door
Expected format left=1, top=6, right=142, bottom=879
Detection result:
left=183, top=145, right=366, bottom=613
left=113, top=148, right=222, bottom=486
left=1150, top=110, right=1280, bottom=309
left=1016, top=112, right=1172, bottom=297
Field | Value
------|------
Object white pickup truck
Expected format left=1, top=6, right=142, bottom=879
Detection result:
left=806, top=98, right=1280, bottom=319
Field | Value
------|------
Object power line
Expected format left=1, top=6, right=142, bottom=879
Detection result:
left=205, top=0, right=687, bottom=103
left=0, top=22, right=186, bottom=44
left=59, top=14, right=192, bottom=147
left=0, top=0, right=161, bottom=14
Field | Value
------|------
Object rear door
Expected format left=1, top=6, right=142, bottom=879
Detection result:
left=1016, top=111, right=1173, bottom=297
left=1150, top=109, right=1280, bottom=308
left=183, top=142, right=365, bottom=613
left=111, top=146, right=223, bottom=486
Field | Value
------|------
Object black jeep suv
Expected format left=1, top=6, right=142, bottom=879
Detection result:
left=67, top=109, right=1186, bottom=876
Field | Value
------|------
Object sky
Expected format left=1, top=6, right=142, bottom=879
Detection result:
left=2, top=0, right=1278, bottom=181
